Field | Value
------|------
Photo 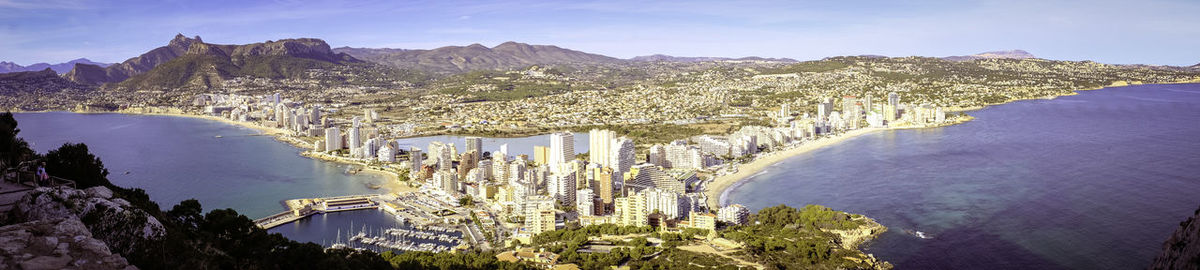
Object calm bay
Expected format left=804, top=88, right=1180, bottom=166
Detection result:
left=726, top=83, right=1200, bottom=269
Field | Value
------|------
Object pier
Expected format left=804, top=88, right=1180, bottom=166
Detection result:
left=254, top=194, right=382, bottom=229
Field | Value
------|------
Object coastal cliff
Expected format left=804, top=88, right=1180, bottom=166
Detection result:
left=6, top=186, right=166, bottom=258
left=2, top=186, right=166, bottom=270
left=827, top=216, right=888, bottom=250
left=0, top=217, right=135, bottom=269
left=1149, top=205, right=1200, bottom=270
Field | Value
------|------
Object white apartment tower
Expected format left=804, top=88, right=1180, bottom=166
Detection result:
left=642, top=188, right=685, bottom=220
left=348, top=126, right=362, bottom=151
left=576, top=188, right=595, bottom=217
left=610, top=137, right=635, bottom=175
left=588, top=129, right=616, bottom=167
left=465, top=137, right=483, bottom=157
left=547, top=172, right=577, bottom=205
left=549, top=132, right=574, bottom=173
left=324, top=127, right=342, bottom=151
left=438, top=146, right=453, bottom=172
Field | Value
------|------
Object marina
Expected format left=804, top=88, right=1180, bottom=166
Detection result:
left=252, top=191, right=473, bottom=253
left=254, top=194, right=382, bottom=229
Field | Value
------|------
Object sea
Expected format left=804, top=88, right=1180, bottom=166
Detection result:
left=12, top=111, right=582, bottom=249
left=725, top=83, right=1200, bottom=269
left=13, top=83, right=1200, bottom=268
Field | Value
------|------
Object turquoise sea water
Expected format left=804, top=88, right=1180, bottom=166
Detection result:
left=14, top=83, right=1200, bottom=267
left=12, top=112, right=584, bottom=248
left=726, top=83, right=1200, bottom=269
left=14, top=112, right=388, bottom=218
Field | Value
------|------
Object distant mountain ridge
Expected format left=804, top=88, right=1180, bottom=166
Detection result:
left=943, top=50, right=1037, bottom=61
left=0, top=68, right=93, bottom=97
left=630, top=54, right=797, bottom=62
left=66, top=34, right=359, bottom=89
left=0, top=58, right=111, bottom=74
left=66, top=34, right=202, bottom=85
left=334, top=42, right=621, bottom=74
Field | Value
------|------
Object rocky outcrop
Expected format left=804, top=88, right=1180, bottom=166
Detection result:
left=1150, top=206, right=1200, bottom=270
left=106, top=35, right=360, bottom=90
left=7, top=186, right=165, bottom=256
left=0, top=217, right=135, bottom=269
left=825, top=216, right=888, bottom=250
left=66, top=34, right=200, bottom=85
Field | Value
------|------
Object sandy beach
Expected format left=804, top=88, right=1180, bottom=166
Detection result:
left=117, top=111, right=291, bottom=136
left=120, top=110, right=420, bottom=194
left=704, top=127, right=883, bottom=208
left=304, top=151, right=420, bottom=194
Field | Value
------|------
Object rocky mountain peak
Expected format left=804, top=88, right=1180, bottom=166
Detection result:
left=169, top=34, right=201, bottom=48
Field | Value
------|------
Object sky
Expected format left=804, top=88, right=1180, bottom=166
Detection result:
left=1, top=0, right=1199, bottom=66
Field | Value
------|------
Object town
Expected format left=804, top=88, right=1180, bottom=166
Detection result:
left=183, top=89, right=961, bottom=263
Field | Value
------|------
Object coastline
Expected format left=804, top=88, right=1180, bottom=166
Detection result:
left=704, top=127, right=884, bottom=208
left=113, top=111, right=298, bottom=142
left=302, top=151, right=419, bottom=195
left=19, top=80, right=1199, bottom=212
left=704, top=80, right=1200, bottom=209
left=111, top=110, right=420, bottom=197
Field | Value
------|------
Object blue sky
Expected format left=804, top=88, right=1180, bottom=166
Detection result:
left=2, top=0, right=1198, bottom=66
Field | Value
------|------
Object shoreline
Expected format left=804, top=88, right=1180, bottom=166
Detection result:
left=124, top=111, right=423, bottom=203
left=704, top=127, right=885, bottom=208
left=704, top=80, right=1200, bottom=209
left=106, top=110, right=420, bottom=201
left=19, top=81, right=1200, bottom=211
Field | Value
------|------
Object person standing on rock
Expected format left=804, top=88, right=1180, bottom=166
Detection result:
left=36, top=162, right=48, bottom=186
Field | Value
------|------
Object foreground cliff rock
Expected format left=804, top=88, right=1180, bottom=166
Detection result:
left=0, top=217, right=135, bottom=269
left=7, top=186, right=165, bottom=257
left=1150, top=206, right=1200, bottom=270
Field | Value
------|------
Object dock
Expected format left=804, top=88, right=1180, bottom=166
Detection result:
left=254, top=194, right=382, bottom=229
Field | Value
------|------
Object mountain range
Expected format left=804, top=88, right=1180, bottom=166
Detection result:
left=334, top=42, right=621, bottom=74
left=65, top=34, right=203, bottom=85
left=0, top=68, right=91, bottom=96
left=0, top=58, right=111, bottom=74
left=629, top=54, right=796, bottom=62
left=66, top=34, right=359, bottom=89
left=942, top=50, right=1037, bottom=61
left=10, top=34, right=1099, bottom=93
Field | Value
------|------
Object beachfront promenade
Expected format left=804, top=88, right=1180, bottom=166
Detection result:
left=254, top=194, right=382, bottom=229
